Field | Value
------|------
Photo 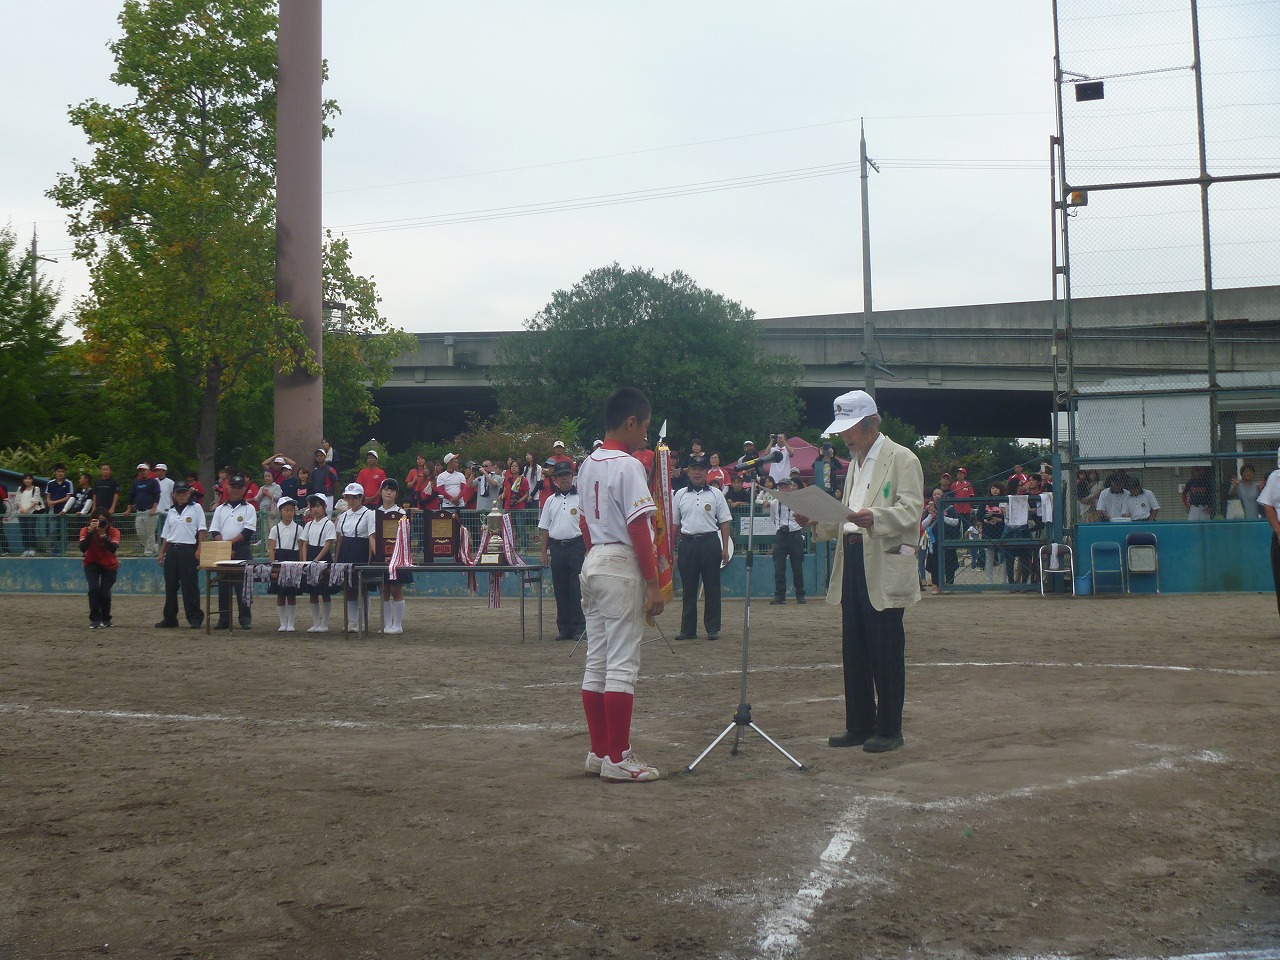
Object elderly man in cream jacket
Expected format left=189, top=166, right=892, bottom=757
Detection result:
left=802, top=390, right=923, bottom=754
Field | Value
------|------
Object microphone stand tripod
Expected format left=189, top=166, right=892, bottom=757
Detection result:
left=687, top=458, right=804, bottom=772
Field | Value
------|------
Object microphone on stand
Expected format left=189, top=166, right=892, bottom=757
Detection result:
left=731, top=449, right=784, bottom=471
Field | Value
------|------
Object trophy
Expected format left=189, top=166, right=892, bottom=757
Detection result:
left=480, top=503, right=505, bottom=565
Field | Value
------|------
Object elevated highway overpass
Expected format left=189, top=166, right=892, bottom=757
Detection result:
left=370, top=286, right=1279, bottom=447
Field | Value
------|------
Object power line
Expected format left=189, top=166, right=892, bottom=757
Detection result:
left=323, top=110, right=1051, bottom=197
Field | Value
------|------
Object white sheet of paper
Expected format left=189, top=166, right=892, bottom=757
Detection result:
left=770, top=485, right=852, bottom=525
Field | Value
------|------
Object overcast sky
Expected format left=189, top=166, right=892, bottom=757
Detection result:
left=6, top=3, right=1079, bottom=334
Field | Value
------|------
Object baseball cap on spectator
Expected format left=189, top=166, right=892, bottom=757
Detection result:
left=280, top=463, right=293, bottom=472
left=778, top=476, right=796, bottom=488
left=957, top=467, right=968, bottom=475
left=155, top=463, right=168, bottom=472
left=343, top=482, right=364, bottom=497
left=365, top=450, right=379, bottom=460
left=443, top=452, right=457, bottom=465
left=173, top=481, right=190, bottom=493
left=592, top=439, right=603, bottom=448
left=553, top=461, right=574, bottom=477
left=273, top=457, right=286, bottom=465
left=276, top=497, right=296, bottom=509
left=136, top=462, right=150, bottom=470
left=743, top=439, right=755, bottom=447
left=229, top=475, right=247, bottom=487
left=687, top=454, right=709, bottom=469
left=824, top=389, right=878, bottom=434
left=553, top=440, right=565, bottom=448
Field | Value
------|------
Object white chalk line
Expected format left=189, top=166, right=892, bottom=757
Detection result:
left=751, top=747, right=1229, bottom=960
left=408, top=658, right=1274, bottom=701
left=0, top=702, right=573, bottom=734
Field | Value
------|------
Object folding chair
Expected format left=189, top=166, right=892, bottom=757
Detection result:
left=1090, top=541, right=1125, bottom=594
left=1038, top=543, right=1075, bottom=596
left=1125, top=532, right=1159, bottom=594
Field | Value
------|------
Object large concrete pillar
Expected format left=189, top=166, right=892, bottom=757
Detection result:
left=275, top=0, right=324, bottom=463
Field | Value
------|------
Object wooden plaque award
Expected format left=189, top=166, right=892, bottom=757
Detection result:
left=425, top=509, right=460, bottom=563
left=376, top=509, right=400, bottom=564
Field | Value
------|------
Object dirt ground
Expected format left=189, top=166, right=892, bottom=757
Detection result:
left=1, top=589, right=1278, bottom=960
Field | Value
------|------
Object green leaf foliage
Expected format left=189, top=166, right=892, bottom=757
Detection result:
left=491, top=264, right=803, bottom=454
left=0, top=225, right=65, bottom=449
left=46, top=0, right=405, bottom=490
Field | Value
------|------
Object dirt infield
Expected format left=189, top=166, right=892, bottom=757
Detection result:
left=2, top=590, right=1278, bottom=960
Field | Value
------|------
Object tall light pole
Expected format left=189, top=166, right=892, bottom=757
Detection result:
left=275, top=0, right=324, bottom=463
left=859, top=120, right=880, bottom=397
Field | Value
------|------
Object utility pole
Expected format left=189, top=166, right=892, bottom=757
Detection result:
left=859, top=121, right=880, bottom=398
left=29, top=225, right=57, bottom=300
left=274, top=0, right=325, bottom=466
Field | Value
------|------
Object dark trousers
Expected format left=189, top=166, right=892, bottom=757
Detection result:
left=163, top=544, right=203, bottom=625
left=772, top=528, right=805, bottom=599
left=1271, top=531, right=1280, bottom=618
left=678, top=533, right=722, bottom=636
left=217, top=540, right=253, bottom=625
left=85, top=563, right=117, bottom=624
left=840, top=543, right=906, bottom=737
left=549, top=538, right=586, bottom=638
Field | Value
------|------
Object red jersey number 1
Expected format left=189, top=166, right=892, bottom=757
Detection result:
left=593, top=481, right=600, bottom=519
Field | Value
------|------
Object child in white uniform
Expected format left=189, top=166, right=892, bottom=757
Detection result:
left=576, top=387, right=666, bottom=783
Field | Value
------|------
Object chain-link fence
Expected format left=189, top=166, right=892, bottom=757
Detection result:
left=1052, top=0, right=1280, bottom=527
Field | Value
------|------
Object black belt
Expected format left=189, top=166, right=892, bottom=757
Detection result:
left=680, top=532, right=718, bottom=541
left=551, top=537, right=583, bottom=547
left=844, top=532, right=864, bottom=546
left=168, top=542, right=198, bottom=549
left=776, top=527, right=801, bottom=536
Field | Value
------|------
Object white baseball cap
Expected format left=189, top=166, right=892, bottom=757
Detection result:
left=825, top=390, right=878, bottom=434
left=273, top=456, right=285, bottom=464
left=553, top=440, right=565, bottom=448
left=154, top=463, right=168, bottom=472
left=136, top=462, right=150, bottom=470
left=592, top=439, right=603, bottom=448
left=443, top=452, right=457, bottom=464
left=276, top=496, right=297, bottom=509
left=343, top=482, right=364, bottom=497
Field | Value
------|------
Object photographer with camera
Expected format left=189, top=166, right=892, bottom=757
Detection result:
left=79, top=510, right=121, bottom=629
left=766, top=433, right=794, bottom=485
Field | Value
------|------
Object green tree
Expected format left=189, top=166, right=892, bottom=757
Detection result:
left=491, top=264, right=802, bottom=452
left=48, top=0, right=405, bottom=490
left=0, top=225, right=64, bottom=449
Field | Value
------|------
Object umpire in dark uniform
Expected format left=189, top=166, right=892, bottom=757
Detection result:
left=155, top=480, right=207, bottom=628
left=672, top=454, right=732, bottom=640
left=537, top=461, right=587, bottom=640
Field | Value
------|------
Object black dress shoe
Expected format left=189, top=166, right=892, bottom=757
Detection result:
left=674, top=634, right=696, bottom=641
left=154, top=620, right=180, bottom=629
left=863, top=734, right=905, bottom=753
left=769, top=598, right=786, bottom=605
left=796, top=596, right=806, bottom=604
left=828, top=730, right=871, bottom=748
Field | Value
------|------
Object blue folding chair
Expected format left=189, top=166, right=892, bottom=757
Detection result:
left=1125, top=532, right=1159, bottom=594
left=1090, top=541, right=1125, bottom=594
